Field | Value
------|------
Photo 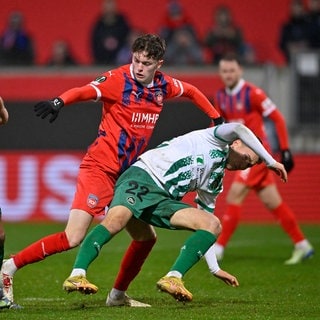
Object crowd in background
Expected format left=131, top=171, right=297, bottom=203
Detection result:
left=0, top=0, right=319, bottom=67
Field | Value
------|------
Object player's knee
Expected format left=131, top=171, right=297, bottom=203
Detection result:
left=206, top=215, right=222, bottom=237
left=65, top=231, right=83, bottom=248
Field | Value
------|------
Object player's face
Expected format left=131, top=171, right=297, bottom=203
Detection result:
left=226, top=140, right=261, bottom=170
left=218, top=60, right=242, bottom=89
left=131, top=51, right=163, bottom=86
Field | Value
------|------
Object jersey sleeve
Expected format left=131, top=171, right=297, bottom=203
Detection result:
left=89, top=71, right=122, bottom=103
left=167, top=77, right=221, bottom=120
left=59, top=85, right=98, bottom=105
left=268, top=109, right=290, bottom=150
left=250, top=86, right=276, bottom=116
left=249, top=83, right=290, bottom=150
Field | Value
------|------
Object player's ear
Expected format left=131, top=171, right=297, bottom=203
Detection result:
left=157, top=60, right=164, bottom=69
left=231, top=139, right=241, bottom=150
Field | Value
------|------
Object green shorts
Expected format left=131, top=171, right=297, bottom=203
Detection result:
left=110, top=166, right=191, bottom=229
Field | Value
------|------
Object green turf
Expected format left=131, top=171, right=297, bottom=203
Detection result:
left=1, top=222, right=319, bottom=319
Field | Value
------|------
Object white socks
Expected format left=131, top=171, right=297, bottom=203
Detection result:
left=2, top=258, right=18, bottom=276
left=70, top=268, right=86, bottom=277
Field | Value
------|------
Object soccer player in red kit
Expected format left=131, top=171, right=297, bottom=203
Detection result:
left=1, top=34, right=223, bottom=307
left=213, top=54, right=314, bottom=264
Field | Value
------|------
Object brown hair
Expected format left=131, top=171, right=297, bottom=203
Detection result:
left=132, top=34, right=166, bottom=61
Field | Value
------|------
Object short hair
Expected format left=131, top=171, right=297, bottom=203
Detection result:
left=219, top=53, right=243, bottom=66
left=132, top=34, right=166, bottom=61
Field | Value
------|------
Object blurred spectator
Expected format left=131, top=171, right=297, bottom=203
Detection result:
left=158, top=0, right=198, bottom=45
left=279, top=0, right=310, bottom=63
left=165, top=27, right=205, bottom=66
left=306, top=0, right=320, bottom=48
left=46, top=40, right=78, bottom=67
left=158, top=0, right=203, bottom=66
left=0, top=11, right=34, bottom=66
left=116, top=29, right=144, bottom=65
left=203, top=6, right=254, bottom=65
left=91, top=0, right=131, bottom=65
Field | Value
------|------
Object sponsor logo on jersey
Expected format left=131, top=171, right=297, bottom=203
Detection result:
left=131, top=91, right=143, bottom=99
left=131, top=112, right=159, bottom=124
left=87, top=193, right=99, bottom=208
left=196, top=155, right=204, bottom=165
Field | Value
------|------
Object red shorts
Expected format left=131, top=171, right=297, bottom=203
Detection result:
left=233, top=163, right=275, bottom=190
left=71, top=156, right=118, bottom=217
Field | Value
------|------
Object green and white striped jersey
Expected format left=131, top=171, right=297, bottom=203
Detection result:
left=136, top=127, right=230, bottom=213
left=134, top=123, right=276, bottom=214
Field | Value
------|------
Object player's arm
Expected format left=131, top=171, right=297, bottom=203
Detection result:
left=214, top=122, right=288, bottom=182
left=253, top=88, right=294, bottom=173
left=0, top=97, right=9, bottom=125
left=34, top=85, right=98, bottom=123
left=180, top=81, right=224, bottom=125
left=204, top=234, right=238, bottom=287
left=268, top=109, right=294, bottom=172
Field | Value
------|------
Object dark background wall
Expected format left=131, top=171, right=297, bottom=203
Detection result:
left=0, top=101, right=210, bottom=150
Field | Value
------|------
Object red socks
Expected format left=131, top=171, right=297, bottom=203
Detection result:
left=13, top=231, right=70, bottom=268
left=272, top=202, right=305, bottom=243
left=113, top=238, right=156, bottom=291
left=216, top=204, right=241, bottom=247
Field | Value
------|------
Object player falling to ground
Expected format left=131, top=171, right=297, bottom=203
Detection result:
left=213, top=54, right=314, bottom=264
left=63, top=122, right=288, bottom=303
left=1, top=34, right=224, bottom=307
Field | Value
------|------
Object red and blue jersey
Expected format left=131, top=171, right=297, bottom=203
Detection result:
left=215, top=79, right=281, bottom=152
left=60, top=64, right=219, bottom=175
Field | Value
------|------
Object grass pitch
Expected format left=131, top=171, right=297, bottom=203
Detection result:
left=1, top=222, right=319, bottom=320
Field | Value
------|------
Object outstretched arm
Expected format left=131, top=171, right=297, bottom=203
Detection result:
left=204, top=245, right=239, bottom=287
left=214, top=123, right=288, bottom=182
left=181, top=81, right=223, bottom=124
left=34, top=85, right=97, bottom=123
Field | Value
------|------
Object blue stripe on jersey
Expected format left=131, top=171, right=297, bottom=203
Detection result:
left=228, top=92, right=234, bottom=113
left=244, top=86, right=251, bottom=113
left=118, top=130, right=146, bottom=173
left=216, top=90, right=222, bottom=110
left=146, top=88, right=154, bottom=102
left=123, top=74, right=133, bottom=106
left=155, top=72, right=168, bottom=96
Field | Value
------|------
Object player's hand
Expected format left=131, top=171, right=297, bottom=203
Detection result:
left=34, top=97, right=64, bottom=123
left=210, top=116, right=225, bottom=127
left=280, top=149, right=294, bottom=173
left=268, top=161, right=288, bottom=182
left=214, top=269, right=239, bottom=287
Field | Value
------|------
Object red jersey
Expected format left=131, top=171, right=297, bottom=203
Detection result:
left=60, top=64, right=219, bottom=174
left=215, top=79, right=277, bottom=151
left=215, top=78, right=290, bottom=189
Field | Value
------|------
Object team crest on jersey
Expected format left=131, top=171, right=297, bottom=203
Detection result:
left=236, top=101, right=243, bottom=110
left=87, top=193, right=99, bottom=208
left=154, top=90, right=163, bottom=105
left=196, top=155, right=204, bottom=165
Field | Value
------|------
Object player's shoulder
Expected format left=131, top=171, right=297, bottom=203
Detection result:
left=245, top=81, right=265, bottom=94
left=92, top=65, right=129, bottom=86
left=103, top=64, right=129, bottom=77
